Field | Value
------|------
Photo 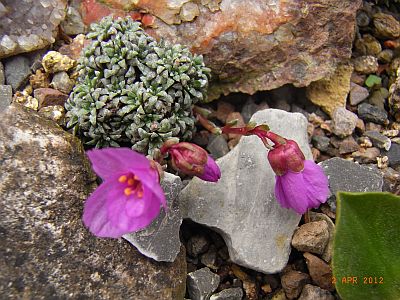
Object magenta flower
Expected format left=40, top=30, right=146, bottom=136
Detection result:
left=160, top=141, right=221, bottom=182
left=83, top=148, right=166, bottom=238
left=267, top=134, right=329, bottom=214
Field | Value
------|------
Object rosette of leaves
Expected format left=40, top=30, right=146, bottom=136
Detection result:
left=65, top=16, right=210, bottom=156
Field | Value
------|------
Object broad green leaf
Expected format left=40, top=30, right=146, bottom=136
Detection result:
left=333, top=192, right=400, bottom=300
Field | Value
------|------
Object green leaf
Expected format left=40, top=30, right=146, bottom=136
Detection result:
left=332, top=192, right=400, bottom=300
left=365, top=75, right=382, bottom=88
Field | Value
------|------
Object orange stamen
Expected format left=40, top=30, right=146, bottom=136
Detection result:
left=127, top=178, right=135, bottom=186
left=118, top=175, right=127, bottom=183
left=124, top=187, right=132, bottom=196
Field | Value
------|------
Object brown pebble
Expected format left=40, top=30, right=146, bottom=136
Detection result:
left=291, top=221, right=329, bottom=255
left=216, top=101, right=235, bottom=123
left=339, top=136, right=360, bottom=154
left=29, top=69, right=50, bottom=89
left=281, top=270, right=310, bottom=299
left=352, top=147, right=381, bottom=163
left=303, top=252, right=334, bottom=291
left=34, top=88, right=69, bottom=109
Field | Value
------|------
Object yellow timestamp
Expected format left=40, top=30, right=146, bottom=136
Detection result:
left=332, top=276, right=384, bottom=285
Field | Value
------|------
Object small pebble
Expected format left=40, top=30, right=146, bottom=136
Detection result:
left=383, top=143, right=400, bottom=168
left=358, top=103, right=388, bottom=125
left=187, top=268, right=220, bottom=300
left=367, top=90, right=386, bottom=110
left=42, top=51, right=76, bottom=73
left=34, top=87, right=69, bottom=109
left=312, top=136, right=330, bottom=152
left=354, top=34, right=381, bottom=56
left=339, top=136, right=360, bottom=154
left=291, top=221, right=329, bottom=255
left=331, top=107, right=358, bottom=138
left=298, top=284, right=334, bottom=300
left=281, top=270, right=310, bottom=299
left=349, top=82, right=369, bottom=106
left=187, top=235, right=209, bottom=257
left=356, top=10, right=370, bottom=27
left=38, top=105, right=65, bottom=126
left=352, top=147, right=381, bottom=163
left=378, top=49, right=394, bottom=64
left=373, top=12, right=400, bottom=39
left=4, top=55, right=31, bottom=91
left=210, top=287, right=243, bottom=300
left=364, top=130, right=392, bottom=151
left=29, top=69, right=50, bottom=89
left=216, top=101, right=235, bottom=123
left=303, top=252, right=334, bottom=291
left=51, top=71, right=74, bottom=94
left=353, top=55, right=379, bottom=74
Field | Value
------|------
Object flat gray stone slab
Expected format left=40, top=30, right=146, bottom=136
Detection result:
left=180, top=109, right=311, bottom=273
left=319, top=157, right=383, bottom=211
left=123, top=172, right=183, bottom=262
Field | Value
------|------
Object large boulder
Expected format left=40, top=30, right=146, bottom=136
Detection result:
left=83, top=0, right=362, bottom=100
left=179, top=109, right=311, bottom=273
left=0, top=0, right=67, bottom=58
left=0, top=104, right=186, bottom=299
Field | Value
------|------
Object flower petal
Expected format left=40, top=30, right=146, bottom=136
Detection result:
left=274, top=176, right=291, bottom=209
left=86, top=148, right=150, bottom=180
left=302, top=160, right=329, bottom=205
left=276, top=171, right=311, bottom=214
left=82, top=181, right=128, bottom=238
left=197, top=156, right=221, bottom=182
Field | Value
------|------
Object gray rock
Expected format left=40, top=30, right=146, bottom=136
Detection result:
left=0, top=61, right=4, bottom=84
left=241, top=97, right=260, bottom=123
left=298, top=284, right=334, bottom=300
left=358, top=103, right=388, bottom=125
left=367, top=90, right=386, bottom=110
left=0, top=0, right=66, bottom=58
left=187, top=235, right=210, bottom=257
left=364, top=130, right=392, bottom=151
left=320, top=157, right=383, bottom=211
left=0, top=84, right=12, bottom=112
left=383, top=143, right=400, bottom=168
left=312, top=135, right=330, bottom=152
left=331, top=107, right=358, bottom=137
left=4, top=55, right=31, bottom=91
left=51, top=71, right=75, bottom=94
left=207, top=135, right=230, bottom=159
left=210, top=287, right=243, bottom=300
left=61, top=6, right=86, bottom=36
left=291, top=221, right=329, bottom=255
left=0, top=104, right=187, bottom=299
left=349, top=82, right=369, bottom=106
left=123, top=172, right=183, bottom=262
left=180, top=109, right=311, bottom=273
left=187, top=267, right=220, bottom=300
left=200, top=246, right=218, bottom=270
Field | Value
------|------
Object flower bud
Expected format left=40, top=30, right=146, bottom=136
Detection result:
left=162, top=142, right=221, bottom=182
left=268, top=139, right=305, bottom=175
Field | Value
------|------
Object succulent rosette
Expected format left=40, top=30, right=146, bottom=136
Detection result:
left=65, top=16, right=210, bottom=156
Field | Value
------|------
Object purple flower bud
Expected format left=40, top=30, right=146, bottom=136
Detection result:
left=161, top=142, right=221, bottom=182
left=197, top=155, right=221, bottom=182
left=267, top=139, right=305, bottom=175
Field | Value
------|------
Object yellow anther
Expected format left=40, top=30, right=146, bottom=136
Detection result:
left=137, top=190, right=144, bottom=198
left=118, top=175, right=127, bottom=183
left=124, top=187, right=132, bottom=196
left=127, top=178, right=135, bottom=186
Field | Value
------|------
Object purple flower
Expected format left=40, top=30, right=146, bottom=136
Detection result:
left=161, top=141, right=221, bottom=182
left=274, top=160, right=329, bottom=214
left=83, top=148, right=166, bottom=238
left=267, top=136, right=329, bottom=214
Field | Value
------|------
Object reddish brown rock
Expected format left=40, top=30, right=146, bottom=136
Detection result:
left=281, top=270, right=310, bottom=299
left=303, top=253, right=334, bottom=291
left=82, top=0, right=361, bottom=100
left=34, top=88, right=69, bottom=109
